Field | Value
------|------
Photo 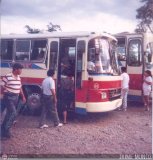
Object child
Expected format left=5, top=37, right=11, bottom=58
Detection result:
left=143, top=70, right=152, bottom=111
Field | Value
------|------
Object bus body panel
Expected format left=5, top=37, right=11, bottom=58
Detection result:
left=115, top=32, right=153, bottom=102
left=1, top=31, right=122, bottom=114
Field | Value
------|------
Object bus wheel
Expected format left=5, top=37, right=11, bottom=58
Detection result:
left=27, top=93, right=41, bottom=112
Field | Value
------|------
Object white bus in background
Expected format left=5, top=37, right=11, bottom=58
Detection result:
left=115, top=32, right=153, bottom=102
left=0, top=31, right=122, bottom=115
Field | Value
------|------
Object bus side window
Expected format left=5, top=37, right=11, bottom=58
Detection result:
left=127, top=39, right=142, bottom=66
left=76, top=40, right=85, bottom=89
left=31, top=39, right=47, bottom=61
left=49, top=41, right=58, bottom=70
left=1, top=39, right=13, bottom=60
left=145, top=42, right=153, bottom=69
left=15, top=40, right=30, bottom=61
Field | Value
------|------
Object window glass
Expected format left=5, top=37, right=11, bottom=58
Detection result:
left=1, top=39, right=13, bottom=60
left=76, top=40, right=85, bottom=88
left=117, top=46, right=126, bottom=61
left=15, top=40, right=30, bottom=61
left=145, top=42, right=153, bottom=69
left=110, top=42, right=120, bottom=75
left=30, top=39, right=47, bottom=61
left=87, top=38, right=111, bottom=74
left=128, top=39, right=142, bottom=66
left=49, top=41, right=58, bottom=70
left=116, top=38, right=126, bottom=61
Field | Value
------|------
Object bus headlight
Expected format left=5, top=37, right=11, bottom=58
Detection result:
left=101, top=92, right=107, bottom=99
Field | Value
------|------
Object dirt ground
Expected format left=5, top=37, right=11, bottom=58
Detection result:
left=0, top=102, right=152, bottom=158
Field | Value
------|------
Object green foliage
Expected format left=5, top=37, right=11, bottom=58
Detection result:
left=136, top=0, right=153, bottom=33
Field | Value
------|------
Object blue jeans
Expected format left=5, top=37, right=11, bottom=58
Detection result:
left=1, top=92, right=19, bottom=136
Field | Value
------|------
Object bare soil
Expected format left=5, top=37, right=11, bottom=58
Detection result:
left=0, top=102, right=152, bottom=158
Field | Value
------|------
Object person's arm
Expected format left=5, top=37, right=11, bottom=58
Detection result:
left=51, top=89, right=57, bottom=105
left=144, top=78, right=152, bottom=85
left=20, top=88, right=26, bottom=103
left=0, top=76, right=7, bottom=95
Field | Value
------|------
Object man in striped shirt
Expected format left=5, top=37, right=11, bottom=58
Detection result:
left=1, top=63, right=26, bottom=139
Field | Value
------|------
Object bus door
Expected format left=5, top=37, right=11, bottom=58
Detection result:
left=49, top=38, right=59, bottom=82
left=75, top=39, right=86, bottom=114
left=57, top=38, right=76, bottom=114
left=126, top=37, right=143, bottom=101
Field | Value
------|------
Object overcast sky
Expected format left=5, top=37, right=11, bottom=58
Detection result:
left=1, top=0, right=142, bottom=34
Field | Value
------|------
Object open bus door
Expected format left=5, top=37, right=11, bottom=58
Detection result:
left=57, top=38, right=76, bottom=115
left=75, top=39, right=86, bottom=114
left=126, top=37, right=143, bottom=101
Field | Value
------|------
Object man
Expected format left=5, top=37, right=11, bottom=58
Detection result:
left=1, top=63, right=26, bottom=139
left=39, top=69, right=63, bottom=128
left=119, top=67, right=130, bottom=111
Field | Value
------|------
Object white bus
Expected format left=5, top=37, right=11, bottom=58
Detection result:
left=1, top=31, right=122, bottom=114
left=115, top=32, right=153, bottom=101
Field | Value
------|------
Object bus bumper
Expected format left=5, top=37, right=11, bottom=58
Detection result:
left=86, top=98, right=122, bottom=112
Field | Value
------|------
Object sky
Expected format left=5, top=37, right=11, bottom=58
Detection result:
left=0, top=0, right=142, bottom=34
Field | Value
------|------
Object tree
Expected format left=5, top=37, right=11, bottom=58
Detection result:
left=25, top=25, right=41, bottom=34
left=136, top=0, right=153, bottom=33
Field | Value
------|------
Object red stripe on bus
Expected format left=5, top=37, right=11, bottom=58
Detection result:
left=16, top=77, right=121, bottom=103
left=21, top=77, right=44, bottom=84
left=129, top=74, right=142, bottom=90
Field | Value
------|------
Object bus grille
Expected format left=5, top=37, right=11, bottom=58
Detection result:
left=109, top=88, right=121, bottom=101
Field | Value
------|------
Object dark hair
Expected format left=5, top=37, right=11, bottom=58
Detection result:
left=145, top=70, right=152, bottom=77
left=47, top=69, right=55, bottom=77
left=121, top=67, right=127, bottom=73
left=12, top=63, right=23, bottom=70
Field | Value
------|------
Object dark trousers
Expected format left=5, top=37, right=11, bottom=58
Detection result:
left=39, top=95, right=60, bottom=126
left=1, top=92, right=19, bottom=136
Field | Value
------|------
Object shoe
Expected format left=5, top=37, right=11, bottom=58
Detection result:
left=118, top=108, right=122, bottom=111
left=55, top=123, right=63, bottom=127
left=144, top=108, right=150, bottom=111
left=13, top=120, right=17, bottom=125
left=123, top=108, right=127, bottom=112
left=40, top=124, right=48, bottom=129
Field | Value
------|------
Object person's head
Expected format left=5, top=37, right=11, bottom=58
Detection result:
left=47, top=69, right=55, bottom=77
left=12, top=63, right=23, bottom=75
left=121, top=67, right=127, bottom=73
left=144, top=70, right=152, bottom=77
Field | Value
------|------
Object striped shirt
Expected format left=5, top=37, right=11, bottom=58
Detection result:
left=2, top=73, right=22, bottom=94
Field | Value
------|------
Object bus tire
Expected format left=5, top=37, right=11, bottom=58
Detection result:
left=27, top=93, right=41, bottom=113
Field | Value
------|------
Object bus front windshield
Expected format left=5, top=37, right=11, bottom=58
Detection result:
left=87, top=37, right=119, bottom=75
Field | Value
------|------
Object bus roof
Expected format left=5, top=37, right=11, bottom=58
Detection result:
left=1, top=31, right=117, bottom=41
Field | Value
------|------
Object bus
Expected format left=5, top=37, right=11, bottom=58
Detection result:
left=115, top=32, right=153, bottom=102
left=0, top=31, right=122, bottom=115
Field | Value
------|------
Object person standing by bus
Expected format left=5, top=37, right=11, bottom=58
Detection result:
left=61, top=71, right=74, bottom=124
left=39, top=69, right=63, bottom=128
left=119, top=67, right=130, bottom=111
left=142, top=70, right=152, bottom=111
left=0, top=63, right=26, bottom=139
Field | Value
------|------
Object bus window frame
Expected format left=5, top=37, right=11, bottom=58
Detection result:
left=127, top=38, right=143, bottom=67
left=145, top=42, right=153, bottom=69
left=14, top=38, right=48, bottom=63
left=49, top=41, right=59, bottom=70
left=30, top=38, right=48, bottom=63
left=15, top=39, right=31, bottom=61
left=76, top=40, right=86, bottom=89
left=1, top=39, right=14, bottom=61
